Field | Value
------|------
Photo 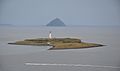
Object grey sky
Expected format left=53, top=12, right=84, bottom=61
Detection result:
left=0, top=0, right=120, bottom=25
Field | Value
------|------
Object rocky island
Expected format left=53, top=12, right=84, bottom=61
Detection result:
left=46, top=18, right=66, bottom=27
left=8, top=38, right=104, bottom=50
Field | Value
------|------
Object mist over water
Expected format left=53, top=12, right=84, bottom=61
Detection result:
left=0, top=26, right=120, bottom=71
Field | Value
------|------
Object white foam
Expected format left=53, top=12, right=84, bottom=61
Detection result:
left=25, top=63, right=120, bottom=69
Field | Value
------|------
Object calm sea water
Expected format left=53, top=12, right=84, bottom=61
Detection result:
left=0, top=26, right=120, bottom=71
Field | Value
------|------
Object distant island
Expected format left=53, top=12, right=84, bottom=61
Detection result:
left=8, top=38, right=104, bottom=50
left=46, top=18, right=66, bottom=27
left=0, top=24, right=12, bottom=26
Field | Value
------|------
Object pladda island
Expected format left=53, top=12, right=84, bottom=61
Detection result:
left=8, top=37, right=104, bottom=50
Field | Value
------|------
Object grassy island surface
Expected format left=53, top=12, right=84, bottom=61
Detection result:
left=8, top=38, right=104, bottom=50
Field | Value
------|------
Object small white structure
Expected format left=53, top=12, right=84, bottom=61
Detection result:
left=49, top=31, right=52, bottom=39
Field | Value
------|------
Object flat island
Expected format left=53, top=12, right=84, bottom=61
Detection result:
left=8, top=38, right=104, bottom=50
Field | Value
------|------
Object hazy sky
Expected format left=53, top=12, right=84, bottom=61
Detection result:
left=0, top=0, right=120, bottom=25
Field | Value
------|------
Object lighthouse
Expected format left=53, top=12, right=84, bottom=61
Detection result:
left=49, top=31, right=52, bottom=39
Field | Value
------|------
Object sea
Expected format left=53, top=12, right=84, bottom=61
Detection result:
left=0, top=26, right=120, bottom=71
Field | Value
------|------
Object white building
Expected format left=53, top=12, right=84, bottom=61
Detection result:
left=49, top=31, right=52, bottom=39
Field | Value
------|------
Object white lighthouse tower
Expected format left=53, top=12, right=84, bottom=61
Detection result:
left=49, top=31, right=52, bottom=39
